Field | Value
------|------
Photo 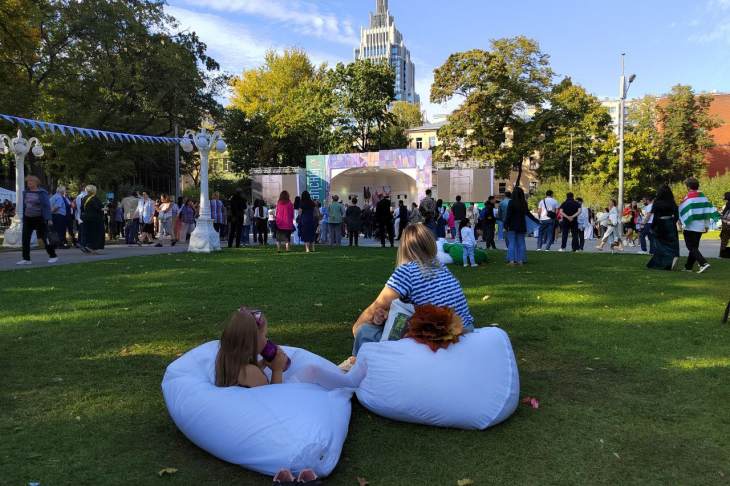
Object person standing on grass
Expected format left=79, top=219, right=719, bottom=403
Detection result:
left=504, top=187, right=539, bottom=266
left=558, top=192, right=581, bottom=252
left=395, top=200, right=409, bottom=240
left=299, top=191, right=318, bottom=253
left=536, top=190, right=559, bottom=251
left=275, top=191, right=294, bottom=252
left=497, top=191, right=511, bottom=245
left=346, top=197, right=363, bottom=247
left=327, top=195, right=344, bottom=246
left=121, top=191, right=139, bottom=246
left=155, top=194, right=177, bottom=247
left=480, top=196, right=497, bottom=249
left=679, top=177, right=718, bottom=274
left=242, top=198, right=253, bottom=246
left=80, top=185, right=105, bottom=254
left=17, top=175, right=58, bottom=265
left=253, top=199, right=268, bottom=246
left=228, top=188, right=246, bottom=248
left=720, top=192, right=730, bottom=256
left=376, top=194, right=395, bottom=248
left=451, top=195, right=466, bottom=242
left=419, top=189, right=437, bottom=235
left=210, top=192, right=224, bottom=235
left=460, top=220, right=478, bottom=267
left=647, top=185, right=680, bottom=271
left=266, top=203, right=276, bottom=244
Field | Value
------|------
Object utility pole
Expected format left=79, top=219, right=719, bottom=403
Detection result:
left=617, top=54, right=635, bottom=238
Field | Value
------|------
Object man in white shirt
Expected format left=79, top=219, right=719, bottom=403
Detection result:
left=536, top=190, right=559, bottom=251
left=638, top=195, right=654, bottom=255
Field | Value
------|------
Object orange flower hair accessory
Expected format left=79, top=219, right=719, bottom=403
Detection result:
left=404, top=304, right=464, bottom=352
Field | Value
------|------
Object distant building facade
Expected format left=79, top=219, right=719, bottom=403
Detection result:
left=405, top=122, right=540, bottom=201
left=354, top=0, right=419, bottom=104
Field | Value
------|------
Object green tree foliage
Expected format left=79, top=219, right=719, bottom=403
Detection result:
left=530, top=177, right=615, bottom=211
left=586, top=88, right=721, bottom=199
left=378, top=101, right=424, bottom=150
left=0, top=0, right=225, bottom=190
left=228, top=49, right=337, bottom=166
left=430, top=36, right=554, bottom=178
left=658, top=85, right=721, bottom=180
left=330, top=59, right=397, bottom=152
left=534, top=78, right=613, bottom=179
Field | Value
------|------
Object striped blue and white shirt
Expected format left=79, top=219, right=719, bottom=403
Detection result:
left=386, top=261, right=475, bottom=330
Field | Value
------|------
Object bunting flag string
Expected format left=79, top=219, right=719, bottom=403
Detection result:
left=0, top=113, right=182, bottom=145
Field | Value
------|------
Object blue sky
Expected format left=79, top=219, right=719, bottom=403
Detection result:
left=166, top=0, right=730, bottom=120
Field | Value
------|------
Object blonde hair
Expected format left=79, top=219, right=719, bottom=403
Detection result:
left=25, top=175, right=40, bottom=186
left=215, top=310, right=260, bottom=387
left=85, top=184, right=97, bottom=195
left=397, top=223, right=438, bottom=268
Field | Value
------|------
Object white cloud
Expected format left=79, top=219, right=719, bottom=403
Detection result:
left=172, top=0, right=359, bottom=46
left=167, top=5, right=271, bottom=74
left=689, top=19, right=730, bottom=44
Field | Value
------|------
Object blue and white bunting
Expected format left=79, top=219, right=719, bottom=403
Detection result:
left=0, top=113, right=181, bottom=145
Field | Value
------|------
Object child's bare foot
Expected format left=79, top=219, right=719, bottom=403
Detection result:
left=338, top=356, right=356, bottom=372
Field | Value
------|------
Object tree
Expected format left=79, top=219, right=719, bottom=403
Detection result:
left=658, top=85, right=721, bottom=180
left=430, top=36, right=554, bottom=179
left=534, top=78, right=613, bottom=180
left=228, top=49, right=336, bottom=165
left=0, top=0, right=225, bottom=191
left=331, top=59, right=396, bottom=152
left=378, top=101, right=424, bottom=150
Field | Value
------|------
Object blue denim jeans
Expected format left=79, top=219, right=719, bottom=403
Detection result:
left=506, top=231, right=527, bottom=263
left=463, top=244, right=476, bottom=265
left=537, top=219, right=555, bottom=249
left=353, top=323, right=383, bottom=356
left=639, top=224, right=655, bottom=253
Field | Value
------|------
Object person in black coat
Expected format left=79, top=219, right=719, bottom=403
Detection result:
left=375, top=195, right=394, bottom=248
left=504, top=187, right=539, bottom=265
left=81, top=185, right=105, bottom=253
left=345, top=197, right=363, bottom=247
left=228, top=188, right=246, bottom=248
left=396, top=199, right=409, bottom=240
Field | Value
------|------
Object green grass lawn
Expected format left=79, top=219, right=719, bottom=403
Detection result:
left=2, top=248, right=729, bottom=485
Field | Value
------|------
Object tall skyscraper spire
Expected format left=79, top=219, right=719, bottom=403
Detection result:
left=354, top=0, right=419, bottom=104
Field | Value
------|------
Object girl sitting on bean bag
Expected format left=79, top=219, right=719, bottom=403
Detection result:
left=214, top=308, right=321, bottom=484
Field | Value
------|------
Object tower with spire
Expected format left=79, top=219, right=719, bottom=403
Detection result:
left=354, top=0, right=419, bottom=104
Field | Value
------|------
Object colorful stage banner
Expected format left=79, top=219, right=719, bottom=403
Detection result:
left=0, top=114, right=180, bottom=144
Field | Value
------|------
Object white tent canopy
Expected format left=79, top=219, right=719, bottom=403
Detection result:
left=0, top=187, right=15, bottom=203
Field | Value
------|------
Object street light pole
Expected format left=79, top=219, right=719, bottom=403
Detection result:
left=1, top=130, right=45, bottom=248
left=174, top=123, right=180, bottom=203
left=179, top=127, right=226, bottom=253
left=617, top=53, right=635, bottom=239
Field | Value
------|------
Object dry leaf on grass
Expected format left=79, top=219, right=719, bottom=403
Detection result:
left=613, top=452, right=621, bottom=460
left=356, top=477, right=369, bottom=486
left=521, top=396, right=540, bottom=409
left=481, top=295, right=490, bottom=301
left=158, top=467, right=178, bottom=476
left=457, top=479, right=475, bottom=486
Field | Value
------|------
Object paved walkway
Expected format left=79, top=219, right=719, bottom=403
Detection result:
left=0, top=235, right=722, bottom=271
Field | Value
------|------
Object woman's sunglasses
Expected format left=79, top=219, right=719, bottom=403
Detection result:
left=240, top=306, right=264, bottom=328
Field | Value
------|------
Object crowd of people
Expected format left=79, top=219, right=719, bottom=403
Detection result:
left=9, top=174, right=729, bottom=273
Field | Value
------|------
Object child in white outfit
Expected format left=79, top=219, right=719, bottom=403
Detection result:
left=460, top=221, right=478, bottom=267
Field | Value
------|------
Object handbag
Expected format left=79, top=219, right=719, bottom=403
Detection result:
left=543, top=200, right=556, bottom=219
left=46, top=222, right=62, bottom=247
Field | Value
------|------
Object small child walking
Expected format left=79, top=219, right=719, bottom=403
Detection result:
left=460, top=220, right=478, bottom=267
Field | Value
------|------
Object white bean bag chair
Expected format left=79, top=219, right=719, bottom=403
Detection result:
left=436, top=237, right=454, bottom=265
left=161, top=341, right=353, bottom=477
left=353, top=327, right=519, bottom=430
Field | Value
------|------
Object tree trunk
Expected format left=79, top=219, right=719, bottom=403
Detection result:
left=514, top=161, right=523, bottom=188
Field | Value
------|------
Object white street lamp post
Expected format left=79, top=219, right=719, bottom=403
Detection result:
left=1, top=130, right=44, bottom=248
left=617, top=53, right=636, bottom=237
left=179, top=127, right=226, bottom=253
left=569, top=132, right=573, bottom=189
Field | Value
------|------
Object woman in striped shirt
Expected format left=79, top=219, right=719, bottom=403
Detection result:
left=342, top=224, right=474, bottom=368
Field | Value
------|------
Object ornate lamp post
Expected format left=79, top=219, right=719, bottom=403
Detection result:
left=179, top=127, right=226, bottom=253
left=1, top=130, right=44, bottom=248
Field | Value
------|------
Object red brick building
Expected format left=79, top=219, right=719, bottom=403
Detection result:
left=706, top=93, right=730, bottom=176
